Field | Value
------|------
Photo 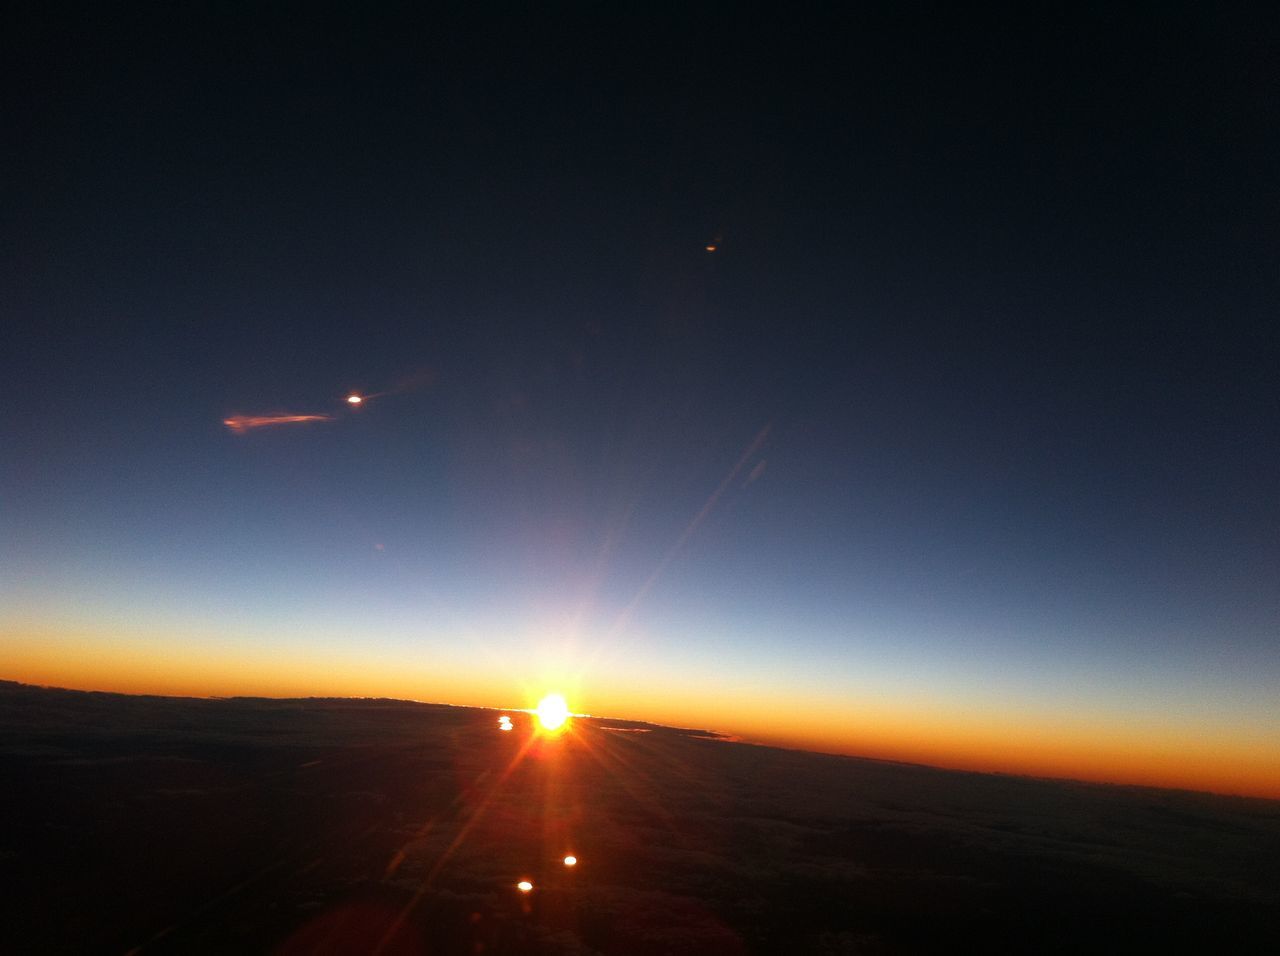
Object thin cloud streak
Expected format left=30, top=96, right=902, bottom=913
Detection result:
left=222, top=414, right=334, bottom=433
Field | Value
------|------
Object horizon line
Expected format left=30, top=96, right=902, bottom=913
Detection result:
left=7, top=677, right=1276, bottom=805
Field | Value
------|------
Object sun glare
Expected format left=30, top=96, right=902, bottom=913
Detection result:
left=535, top=693, right=570, bottom=733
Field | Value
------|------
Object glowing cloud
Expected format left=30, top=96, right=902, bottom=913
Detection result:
left=226, top=370, right=433, bottom=434
left=223, top=414, right=333, bottom=433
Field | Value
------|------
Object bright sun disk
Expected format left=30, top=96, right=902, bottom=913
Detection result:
left=535, top=693, right=570, bottom=732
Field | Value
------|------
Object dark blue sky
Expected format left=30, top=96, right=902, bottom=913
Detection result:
left=3, top=6, right=1277, bottom=790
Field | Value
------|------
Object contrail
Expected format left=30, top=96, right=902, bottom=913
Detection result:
left=222, top=414, right=334, bottom=433
left=226, top=369, right=434, bottom=430
left=346, top=369, right=435, bottom=405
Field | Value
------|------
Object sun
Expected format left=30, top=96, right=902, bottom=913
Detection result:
left=534, top=693, right=570, bottom=733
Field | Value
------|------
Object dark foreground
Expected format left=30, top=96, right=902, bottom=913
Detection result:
left=2, top=681, right=1278, bottom=954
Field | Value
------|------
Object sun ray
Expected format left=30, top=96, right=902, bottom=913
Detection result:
left=373, top=729, right=541, bottom=954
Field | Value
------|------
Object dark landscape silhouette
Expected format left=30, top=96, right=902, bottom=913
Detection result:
left=2, top=680, right=1277, bottom=954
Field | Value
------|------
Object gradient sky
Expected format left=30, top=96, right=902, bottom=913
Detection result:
left=3, top=7, right=1278, bottom=797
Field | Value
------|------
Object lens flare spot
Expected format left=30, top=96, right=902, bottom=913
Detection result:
left=563, top=855, right=577, bottom=867
left=498, top=715, right=513, bottom=732
left=535, top=694, right=570, bottom=732
left=516, top=880, right=533, bottom=893
left=347, top=394, right=363, bottom=404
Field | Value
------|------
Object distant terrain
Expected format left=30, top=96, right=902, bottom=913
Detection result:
left=2, top=680, right=1278, bottom=954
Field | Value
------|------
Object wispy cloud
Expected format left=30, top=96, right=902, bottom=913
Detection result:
left=222, top=414, right=334, bottom=433
left=224, top=370, right=433, bottom=433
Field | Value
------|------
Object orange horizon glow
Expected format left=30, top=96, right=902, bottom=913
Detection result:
left=4, top=629, right=1278, bottom=802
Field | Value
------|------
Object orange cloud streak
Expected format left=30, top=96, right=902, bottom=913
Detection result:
left=223, top=414, right=334, bottom=432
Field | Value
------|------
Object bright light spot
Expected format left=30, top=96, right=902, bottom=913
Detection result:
left=347, top=394, right=363, bottom=404
left=705, top=244, right=717, bottom=252
left=498, top=715, right=513, bottom=731
left=535, top=694, right=570, bottom=732
left=563, top=855, right=577, bottom=867
left=516, top=880, right=533, bottom=893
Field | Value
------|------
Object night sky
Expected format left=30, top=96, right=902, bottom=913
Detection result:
left=4, top=6, right=1277, bottom=795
